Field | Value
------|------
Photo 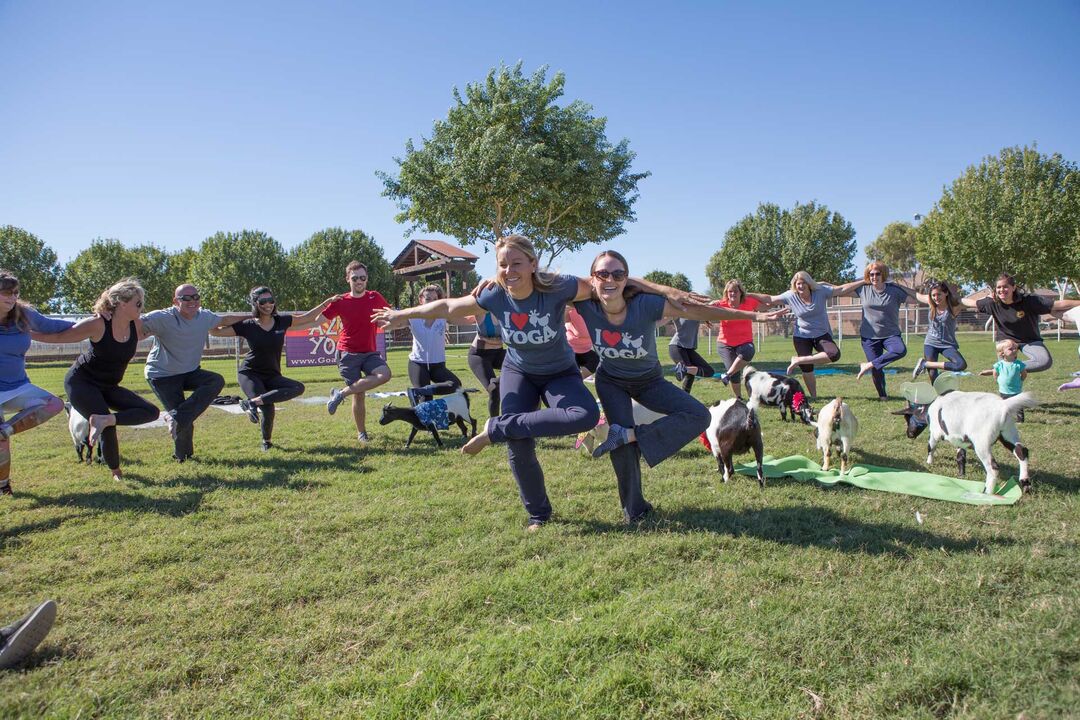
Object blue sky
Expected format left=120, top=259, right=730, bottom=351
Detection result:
left=2, top=0, right=1078, bottom=294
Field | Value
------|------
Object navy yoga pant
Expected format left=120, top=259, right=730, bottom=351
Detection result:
left=923, top=344, right=967, bottom=381
left=861, top=335, right=908, bottom=398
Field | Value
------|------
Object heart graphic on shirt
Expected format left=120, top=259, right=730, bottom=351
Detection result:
left=601, top=330, right=623, bottom=347
left=510, top=313, right=529, bottom=330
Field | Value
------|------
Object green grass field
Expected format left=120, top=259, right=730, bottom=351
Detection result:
left=2, top=337, right=1078, bottom=718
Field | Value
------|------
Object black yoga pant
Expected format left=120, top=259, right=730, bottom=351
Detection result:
left=237, top=371, right=305, bottom=443
left=792, top=334, right=841, bottom=373
left=716, top=342, right=755, bottom=382
left=574, top=350, right=600, bottom=374
left=147, top=368, right=225, bottom=459
left=468, top=346, right=505, bottom=416
left=407, top=361, right=462, bottom=395
left=65, top=371, right=159, bottom=470
left=667, top=345, right=714, bottom=392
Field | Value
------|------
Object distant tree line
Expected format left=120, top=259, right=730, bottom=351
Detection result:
left=0, top=226, right=404, bottom=312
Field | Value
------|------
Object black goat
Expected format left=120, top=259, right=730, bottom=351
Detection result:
left=704, top=398, right=765, bottom=487
left=378, top=390, right=476, bottom=448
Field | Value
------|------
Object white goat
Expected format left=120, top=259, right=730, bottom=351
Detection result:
left=815, top=397, right=857, bottom=473
left=897, top=390, right=1038, bottom=494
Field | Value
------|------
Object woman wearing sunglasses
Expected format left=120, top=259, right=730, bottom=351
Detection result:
left=852, top=261, right=919, bottom=399
left=30, top=279, right=158, bottom=481
left=373, top=235, right=702, bottom=530
left=0, top=270, right=74, bottom=495
left=577, top=251, right=785, bottom=523
left=211, top=287, right=334, bottom=450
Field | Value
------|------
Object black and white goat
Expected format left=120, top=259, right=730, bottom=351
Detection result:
left=703, top=398, right=765, bottom=487
left=815, top=397, right=857, bottom=473
left=743, top=365, right=815, bottom=424
left=378, top=388, right=476, bottom=448
left=64, top=403, right=101, bottom=464
left=894, top=390, right=1037, bottom=494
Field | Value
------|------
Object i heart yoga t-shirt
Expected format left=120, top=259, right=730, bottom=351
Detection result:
left=476, top=275, right=578, bottom=375
left=573, top=293, right=667, bottom=380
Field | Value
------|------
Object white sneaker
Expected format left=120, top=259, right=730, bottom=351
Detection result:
left=0, top=600, right=57, bottom=669
left=357, top=431, right=370, bottom=444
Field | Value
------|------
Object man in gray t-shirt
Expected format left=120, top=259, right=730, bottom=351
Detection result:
left=141, top=284, right=244, bottom=461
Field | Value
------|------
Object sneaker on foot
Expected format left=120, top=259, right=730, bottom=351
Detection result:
left=674, top=362, right=687, bottom=382
left=357, top=431, right=370, bottom=444
left=0, top=422, right=11, bottom=441
left=718, top=372, right=730, bottom=386
left=0, top=599, right=57, bottom=669
left=592, top=423, right=631, bottom=458
left=0, top=480, right=11, bottom=497
left=240, top=399, right=259, bottom=424
left=912, top=357, right=927, bottom=379
left=261, top=441, right=273, bottom=451
left=327, top=388, right=344, bottom=415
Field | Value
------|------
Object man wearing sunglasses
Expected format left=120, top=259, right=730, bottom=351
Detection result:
left=140, top=284, right=247, bottom=461
left=322, top=261, right=391, bottom=443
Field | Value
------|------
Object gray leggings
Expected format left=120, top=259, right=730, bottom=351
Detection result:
left=1019, top=341, right=1052, bottom=373
left=595, top=369, right=710, bottom=522
left=486, top=362, right=600, bottom=524
left=717, top=342, right=755, bottom=382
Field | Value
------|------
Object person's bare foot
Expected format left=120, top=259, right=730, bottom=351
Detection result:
left=786, top=357, right=801, bottom=374
left=461, top=431, right=491, bottom=455
left=856, top=362, right=874, bottom=380
left=162, top=411, right=178, bottom=440
left=87, top=414, right=114, bottom=447
left=111, top=469, right=123, bottom=482
left=526, top=522, right=544, bottom=532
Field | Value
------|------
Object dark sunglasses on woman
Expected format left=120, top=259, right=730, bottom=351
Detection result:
left=592, top=269, right=627, bottom=281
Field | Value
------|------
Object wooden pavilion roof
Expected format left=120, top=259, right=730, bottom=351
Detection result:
left=391, top=239, right=479, bottom=277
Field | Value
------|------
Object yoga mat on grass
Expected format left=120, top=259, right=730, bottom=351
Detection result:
left=734, top=455, right=1021, bottom=506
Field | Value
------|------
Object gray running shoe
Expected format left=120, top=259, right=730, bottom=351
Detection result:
left=326, top=388, right=344, bottom=415
left=357, top=431, right=370, bottom=444
left=0, top=599, right=57, bottom=669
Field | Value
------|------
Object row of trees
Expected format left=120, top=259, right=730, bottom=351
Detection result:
left=0, top=226, right=400, bottom=312
left=704, top=146, right=1080, bottom=297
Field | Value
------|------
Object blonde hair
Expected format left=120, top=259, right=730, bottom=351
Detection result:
left=93, top=278, right=144, bottom=316
left=863, top=261, right=889, bottom=283
left=789, top=271, right=820, bottom=293
left=495, top=235, right=555, bottom=292
left=723, top=279, right=746, bottom=305
left=995, top=338, right=1018, bottom=359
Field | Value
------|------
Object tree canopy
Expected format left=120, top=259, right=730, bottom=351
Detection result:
left=916, top=145, right=1080, bottom=288
left=705, top=202, right=857, bottom=296
left=287, top=228, right=398, bottom=308
left=866, top=221, right=918, bottom=275
left=60, top=239, right=180, bottom=312
left=643, top=270, right=692, bottom=293
left=189, top=231, right=290, bottom=310
left=0, top=225, right=62, bottom=310
left=379, top=63, right=649, bottom=266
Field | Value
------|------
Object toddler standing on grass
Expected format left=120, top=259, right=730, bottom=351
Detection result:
left=980, top=339, right=1028, bottom=421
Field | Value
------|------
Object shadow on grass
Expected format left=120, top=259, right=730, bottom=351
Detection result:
left=1036, top=401, right=1080, bottom=418
left=578, top=504, right=1003, bottom=557
left=21, top=489, right=205, bottom=517
left=0, top=515, right=89, bottom=550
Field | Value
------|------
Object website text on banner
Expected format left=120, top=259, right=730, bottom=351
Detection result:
left=284, top=317, right=386, bottom=367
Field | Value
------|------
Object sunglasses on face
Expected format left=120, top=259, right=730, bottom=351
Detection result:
left=350, top=275, right=368, bottom=282
left=257, top=297, right=276, bottom=305
left=868, top=272, right=882, bottom=277
left=592, top=269, right=628, bottom=281
left=177, top=293, right=200, bottom=302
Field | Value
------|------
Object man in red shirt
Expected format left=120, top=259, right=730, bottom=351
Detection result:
left=323, top=261, right=391, bottom=443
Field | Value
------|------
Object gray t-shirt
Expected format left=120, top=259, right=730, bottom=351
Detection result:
left=142, top=307, right=221, bottom=378
left=476, top=275, right=578, bottom=375
left=779, top=284, right=835, bottom=338
left=857, top=283, right=911, bottom=339
left=574, top=293, right=667, bottom=380
left=925, top=308, right=958, bottom=348
left=668, top=318, right=699, bottom=349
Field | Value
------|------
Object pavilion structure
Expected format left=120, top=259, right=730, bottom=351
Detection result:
left=390, top=239, right=480, bottom=302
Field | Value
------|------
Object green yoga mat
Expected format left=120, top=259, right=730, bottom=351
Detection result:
left=734, top=455, right=1021, bottom=506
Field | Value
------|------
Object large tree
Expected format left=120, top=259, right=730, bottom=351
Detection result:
left=643, top=270, right=692, bottom=293
left=706, top=202, right=857, bottom=296
left=287, top=227, right=398, bottom=308
left=379, top=63, right=649, bottom=266
left=0, top=225, right=62, bottom=309
left=916, top=145, right=1080, bottom=290
left=866, top=221, right=918, bottom=276
left=189, top=230, right=290, bottom=310
left=60, top=239, right=173, bottom=311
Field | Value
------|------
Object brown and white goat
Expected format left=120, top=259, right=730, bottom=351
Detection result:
left=815, top=397, right=857, bottom=473
left=704, top=398, right=765, bottom=487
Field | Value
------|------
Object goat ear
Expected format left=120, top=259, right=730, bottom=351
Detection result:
left=890, top=407, right=913, bottom=416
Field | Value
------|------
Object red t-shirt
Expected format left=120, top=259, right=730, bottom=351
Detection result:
left=323, top=291, right=389, bottom=353
left=712, top=297, right=760, bottom=347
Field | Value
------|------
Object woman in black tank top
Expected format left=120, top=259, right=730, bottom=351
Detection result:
left=34, top=280, right=159, bottom=480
